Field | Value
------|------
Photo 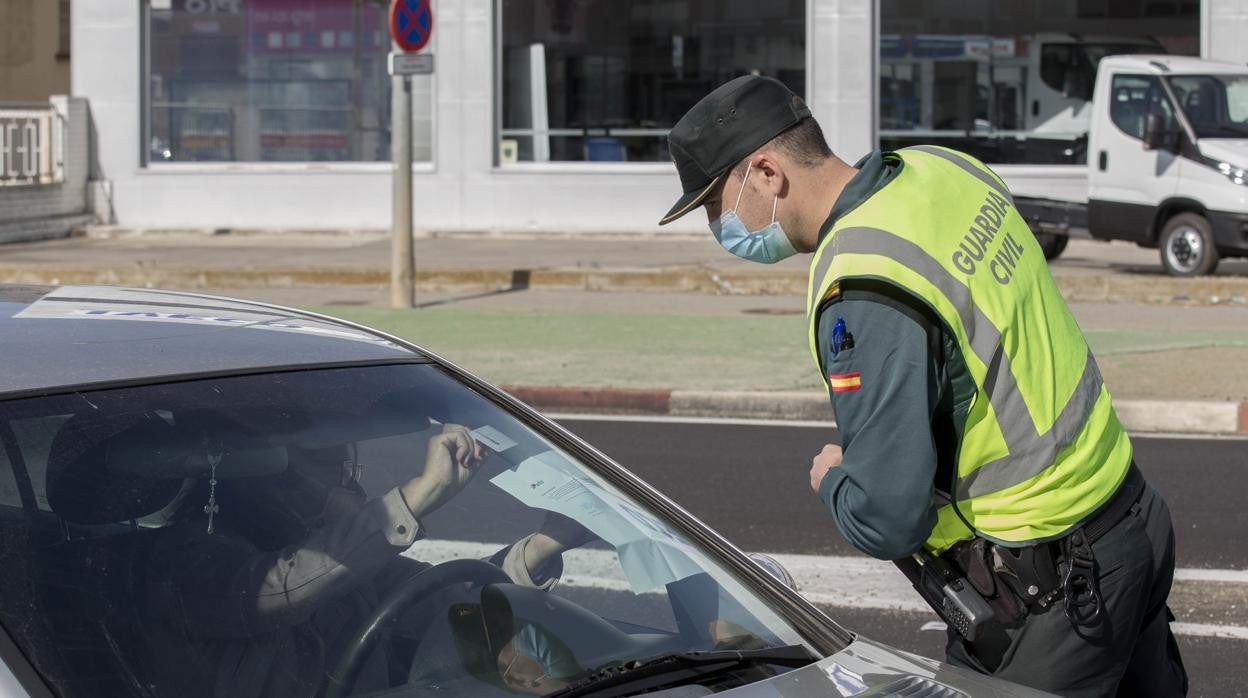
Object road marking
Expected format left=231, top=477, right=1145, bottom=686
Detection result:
left=1171, top=623, right=1248, bottom=641
left=916, top=621, right=1248, bottom=641
left=551, top=413, right=1248, bottom=439
left=1174, top=568, right=1248, bottom=584
left=411, top=540, right=1248, bottom=641
left=1129, top=432, right=1248, bottom=441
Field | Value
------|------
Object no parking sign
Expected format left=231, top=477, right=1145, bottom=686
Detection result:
left=389, top=0, right=433, bottom=53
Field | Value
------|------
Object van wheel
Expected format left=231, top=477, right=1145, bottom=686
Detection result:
left=1035, top=233, right=1069, bottom=261
left=1159, top=213, right=1219, bottom=276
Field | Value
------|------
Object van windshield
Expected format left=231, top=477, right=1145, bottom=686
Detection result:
left=1168, top=74, right=1248, bottom=138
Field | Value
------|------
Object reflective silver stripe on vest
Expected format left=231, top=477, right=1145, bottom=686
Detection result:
left=958, top=352, right=1105, bottom=499
left=902, top=145, right=1014, bottom=204
left=809, top=147, right=1008, bottom=325
left=819, top=226, right=1105, bottom=500
left=808, top=243, right=836, bottom=324
left=825, top=228, right=1000, bottom=365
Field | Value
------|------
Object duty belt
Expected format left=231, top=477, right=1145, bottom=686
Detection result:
left=1050, top=462, right=1146, bottom=627
left=942, top=463, right=1146, bottom=631
left=1077, top=462, right=1145, bottom=546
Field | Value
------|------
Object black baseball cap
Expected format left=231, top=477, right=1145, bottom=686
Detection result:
left=659, top=75, right=811, bottom=226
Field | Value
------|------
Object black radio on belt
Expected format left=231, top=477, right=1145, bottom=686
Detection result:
left=896, top=550, right=996, bottom=642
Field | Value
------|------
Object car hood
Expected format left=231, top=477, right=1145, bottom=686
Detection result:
left=669, top=638, right=1057, bottom=697
left=1198, top=138, right=1248, bottom=168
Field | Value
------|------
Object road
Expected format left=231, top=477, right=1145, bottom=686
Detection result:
left=556, top=416, right=1248, bottom=697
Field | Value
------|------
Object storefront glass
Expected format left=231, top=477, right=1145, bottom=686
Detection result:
left=879, top=0, right=1199, bottom=165
left=145, top=0, right=433, bottom=164
left=499, top=0, right=805, bottom=163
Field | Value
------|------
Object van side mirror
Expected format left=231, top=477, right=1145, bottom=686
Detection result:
left=1062, top=67, right=1094, bottom=102
left=1143, top=113, right=1179, bottom=151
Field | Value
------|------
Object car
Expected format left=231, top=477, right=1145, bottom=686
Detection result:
left=0, top=284, right=1053, bottom=697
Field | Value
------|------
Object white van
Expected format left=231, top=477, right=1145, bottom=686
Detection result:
left=1015, top=55, right=1248, bottom=276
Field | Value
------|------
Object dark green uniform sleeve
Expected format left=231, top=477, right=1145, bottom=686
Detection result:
left=816, top=295, right=940, bottom=560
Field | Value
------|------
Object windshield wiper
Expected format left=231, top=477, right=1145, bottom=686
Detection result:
left=546, top=644, right=817, bottom=698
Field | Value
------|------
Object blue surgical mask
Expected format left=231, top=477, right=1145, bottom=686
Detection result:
left=709, top=162, right=798, bottom=264
left=504, top=623, right=583, bottom=683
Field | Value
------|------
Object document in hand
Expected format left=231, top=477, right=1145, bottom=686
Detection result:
left=491, top=450, right=704, bottom=593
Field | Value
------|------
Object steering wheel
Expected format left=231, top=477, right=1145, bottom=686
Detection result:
left=325, top=559, right=511, bottom=698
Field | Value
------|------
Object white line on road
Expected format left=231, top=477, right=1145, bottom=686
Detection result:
left=412, top=540, right=1248, bottom=641
left=1174, top=567, right=1248, bottom=584
left=1171, top=623, right=1248, bottom=641
left=916, top=621, right=1248, bottom=640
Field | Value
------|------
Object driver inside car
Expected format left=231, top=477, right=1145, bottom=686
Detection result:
left=135, top=423, right=590, bottom=697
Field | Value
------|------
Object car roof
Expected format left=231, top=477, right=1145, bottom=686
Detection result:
left=0, top=285, right=427, bottom=398
left=1100, top=54, right=1248, bottom=76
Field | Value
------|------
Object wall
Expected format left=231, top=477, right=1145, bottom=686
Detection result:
left=74, top=0, right=878, bottom=234
left=0, top=0, right=71, bottom=103
left=1203, top=0, right=1248, bottom=64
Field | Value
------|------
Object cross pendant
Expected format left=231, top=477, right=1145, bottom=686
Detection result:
left=204, top=498, right=220, bottom=534
left=204, top=447, right=222, bottom=535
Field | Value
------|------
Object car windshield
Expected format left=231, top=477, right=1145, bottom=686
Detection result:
left=1168, top=73, right=1248, bottom=138
left=0, top=363, right=819, bottom=698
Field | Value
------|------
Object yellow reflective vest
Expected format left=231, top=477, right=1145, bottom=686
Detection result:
left=806, top=146, right=1133, bottom=553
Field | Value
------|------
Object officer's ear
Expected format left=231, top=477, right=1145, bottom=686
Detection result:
left=750, top=151, right=787, bottom=198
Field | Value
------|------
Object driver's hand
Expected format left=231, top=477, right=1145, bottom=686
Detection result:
left=401, top=424, right=485, bottom=518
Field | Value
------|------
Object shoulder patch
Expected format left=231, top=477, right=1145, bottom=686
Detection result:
left=828, top=372, right=862, bottom=392
left=830, top=317, right=856, bottom=357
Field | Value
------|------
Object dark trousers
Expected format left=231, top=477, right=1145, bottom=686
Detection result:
left=945, top=483, right=1188, bottom=697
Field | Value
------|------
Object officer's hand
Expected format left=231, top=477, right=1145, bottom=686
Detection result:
left=809, top=444, right=843, bottom=493
left=402, top=424, right=486, bottom=518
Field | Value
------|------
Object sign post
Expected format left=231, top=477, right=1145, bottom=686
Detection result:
left=387, top=0, right=433, bottom=309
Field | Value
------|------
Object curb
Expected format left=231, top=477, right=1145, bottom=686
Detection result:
left=3, top=264, right=1247, bottom=304
left=501, top=385, right=1248, bottom=436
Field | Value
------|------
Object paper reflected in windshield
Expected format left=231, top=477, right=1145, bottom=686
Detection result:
left=492, top=450, right=705, bottom=592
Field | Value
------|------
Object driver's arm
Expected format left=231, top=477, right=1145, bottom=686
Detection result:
left=150, top=427, right=483, bottom=639
left=490, top=513, right=596, bottom=589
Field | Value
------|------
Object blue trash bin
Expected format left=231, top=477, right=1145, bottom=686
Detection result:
left=585, top=137, right=626, bottom=162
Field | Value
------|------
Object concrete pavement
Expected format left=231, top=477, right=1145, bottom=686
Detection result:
left=2, top=230, right=1246, bottom=432
left=1, top=229, right=1247, bottom=303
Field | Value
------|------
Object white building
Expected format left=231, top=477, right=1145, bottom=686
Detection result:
left=72, top=0, right=1248, bottom=235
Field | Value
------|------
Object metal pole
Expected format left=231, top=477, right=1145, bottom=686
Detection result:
left=390, top=70, right=414, bottom=309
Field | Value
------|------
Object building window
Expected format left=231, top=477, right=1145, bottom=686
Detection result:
left=144, top=0, right=433, bottom=164
left=878, top=0, right=1199, bottom=165
left=499, top=0, right=805, bottom=164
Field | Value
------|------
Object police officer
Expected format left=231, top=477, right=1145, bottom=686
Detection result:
left=659, top=75, right=1188, bottom=696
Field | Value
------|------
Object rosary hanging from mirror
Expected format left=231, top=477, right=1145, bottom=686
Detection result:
left=204, top=450, right=222, bottom=534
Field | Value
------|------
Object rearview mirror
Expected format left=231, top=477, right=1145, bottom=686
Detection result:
left=1143, top=113, right=1179, bottom=151
left=1061, top=66, right=1094, bottom=102
left=107, top=420, right=288, bottom=479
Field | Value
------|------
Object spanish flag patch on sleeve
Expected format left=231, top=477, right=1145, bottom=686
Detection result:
left=828, top=372, right=862, bottom=393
